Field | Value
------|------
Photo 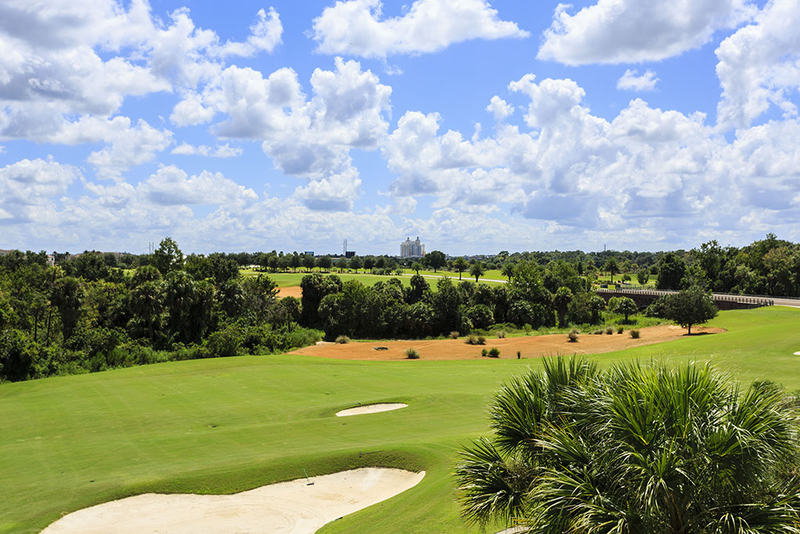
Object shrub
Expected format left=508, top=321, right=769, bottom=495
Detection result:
left=487, top=347, right=500, bottom=358
left=481, top=349, right=488, bottom=357
left=630, top=329, right=640, bottom=339
left=335, top=335, right=350, bottom=344
left=617, top=326, right=624, bottom=334
left=466, top=304, right=495, bottom=330
left=466, top=335, right=487, bottom=345
left=568, top=330, right=579, bottom=342
left=405, top=348, right=420, bottom=359
left=593, top=330, right=603, bottom=335
left=205, top=326, right=243, bottom=358
left=606, top=327, right=614, bottom=335
left=497, top=331, right=506, bottom=339
left=450, top=331, right=460, bottom=339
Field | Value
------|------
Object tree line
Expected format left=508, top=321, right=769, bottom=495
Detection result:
left=0, top=239, right=318, bottom=383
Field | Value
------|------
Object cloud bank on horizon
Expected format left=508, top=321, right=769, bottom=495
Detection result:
left=0, top=0, right=799, bottom=255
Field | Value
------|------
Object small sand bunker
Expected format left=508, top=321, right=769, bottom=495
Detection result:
left=795, top=351, right=800, bottom=356
left=336, top=403, right=408, bottom=417
left=277, top=286, right=303, bottom=299
left=43, top=468, right=424, bottom=534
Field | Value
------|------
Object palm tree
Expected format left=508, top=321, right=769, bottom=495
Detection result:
left=411, top=261, right=423, bottom=275
left=453, top=257, right=468, bottom=280
left=456, top=356, right=800, bottom=533
left=604, top=258, right=619, bottom=283
left=501, top=262, right=515, bottom=282
left=469, top=262, right=486, bottom=283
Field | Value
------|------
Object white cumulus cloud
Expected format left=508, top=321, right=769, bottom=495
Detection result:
left=538, top=0, right=754, bottom=65
left=138, top=165, right=257, bottom=206
left=715, top=0, right=800, bottom=129
left=311, top=0, right=529, bottom=58
left=617, top=69, right=659, bottom=91
left=172, top=143, right=242, bottom=158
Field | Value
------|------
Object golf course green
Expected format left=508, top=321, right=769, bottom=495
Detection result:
left=1, top=306, right=799, bottom=533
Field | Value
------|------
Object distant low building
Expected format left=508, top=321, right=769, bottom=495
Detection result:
left=400, top=237, right=426, bottom=258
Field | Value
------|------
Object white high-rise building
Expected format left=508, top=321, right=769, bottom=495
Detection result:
left=400, top=237, right=426, bottom=258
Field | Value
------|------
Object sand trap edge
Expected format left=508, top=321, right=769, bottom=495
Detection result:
left=42, top=467, right=425, bottom=534
left=336, top=403, right=408, bottom=417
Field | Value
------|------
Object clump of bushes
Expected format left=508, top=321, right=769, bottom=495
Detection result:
left=497, top=331, right=506, bottom=339
left=450, top=331, right=460, bottom=339
left=466, top=335, right=486, bottom=345
left=405, top=348, right=420, bottom=359
left=617, top=326, right=624, bottom=334
left=481, top=349, right=488, bottom=357
left=606, top=327, right=614, bottom=335
left=335, top=335, right=350, bottom=344
left=630, top=329, right=640, bottom=339
left=487, top=347, right=501, bottom=358
left=568, top=330, right=579, bottom=342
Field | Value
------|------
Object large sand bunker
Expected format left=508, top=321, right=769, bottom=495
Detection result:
left=336, top=403, right=408, bottom=417
left=42, top=468, right=425, bottom=534
left=290, top=325, right=724, bottom=362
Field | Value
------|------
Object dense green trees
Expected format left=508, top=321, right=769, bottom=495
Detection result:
left=657, top=252, right=687, bottom=290
left=0, top=245, right=318, bottom=383
left=456, top=357, right=800, bottom=533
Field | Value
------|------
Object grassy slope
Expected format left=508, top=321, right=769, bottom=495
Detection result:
left=1, top=307, right=799, bottom=533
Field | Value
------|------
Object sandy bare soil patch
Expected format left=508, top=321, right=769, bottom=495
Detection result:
left=336, top=403, right=408, bottom=417
left=289, top=325, right=725, bottom=362
left=278, top=286, right=303, bottom=299
left=43, top=468, right=424, bottom=534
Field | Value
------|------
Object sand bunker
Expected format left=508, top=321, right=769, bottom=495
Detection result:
left=278, top=286, right=303, bottom=299
left=795, top=351, right=800, bottom=356
left=336, top=403, right=408, bottom=417
left=290, top=325, right=725, bottom=362
left=42, top=468, right=424, bottom=534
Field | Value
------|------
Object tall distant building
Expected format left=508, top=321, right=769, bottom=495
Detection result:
left=400, top=237, right=426, bottom=258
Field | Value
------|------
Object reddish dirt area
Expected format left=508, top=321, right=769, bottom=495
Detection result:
left=277, top=286, right=303, bottom=299
left=289, top=325, right=726, bottom=361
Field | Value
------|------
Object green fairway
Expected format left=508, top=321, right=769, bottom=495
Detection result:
left=241, top=269, right=506, bottom=288
left=2, top=307, right=799, bottom=533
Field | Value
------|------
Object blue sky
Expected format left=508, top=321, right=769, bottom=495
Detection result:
left=1, top=0, right=799, bottom=255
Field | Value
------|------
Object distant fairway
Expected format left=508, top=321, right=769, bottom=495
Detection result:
left=1, top=307, right=799, bottom=533
left=241, top=269, right=506, bottom=289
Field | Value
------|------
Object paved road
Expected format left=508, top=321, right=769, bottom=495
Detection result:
left=770, top=297, right=800, bottom=307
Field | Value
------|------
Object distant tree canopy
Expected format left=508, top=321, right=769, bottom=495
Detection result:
left=424, top=250, right=447, bottom=272
left=3, top=233, right=799, bottom=383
